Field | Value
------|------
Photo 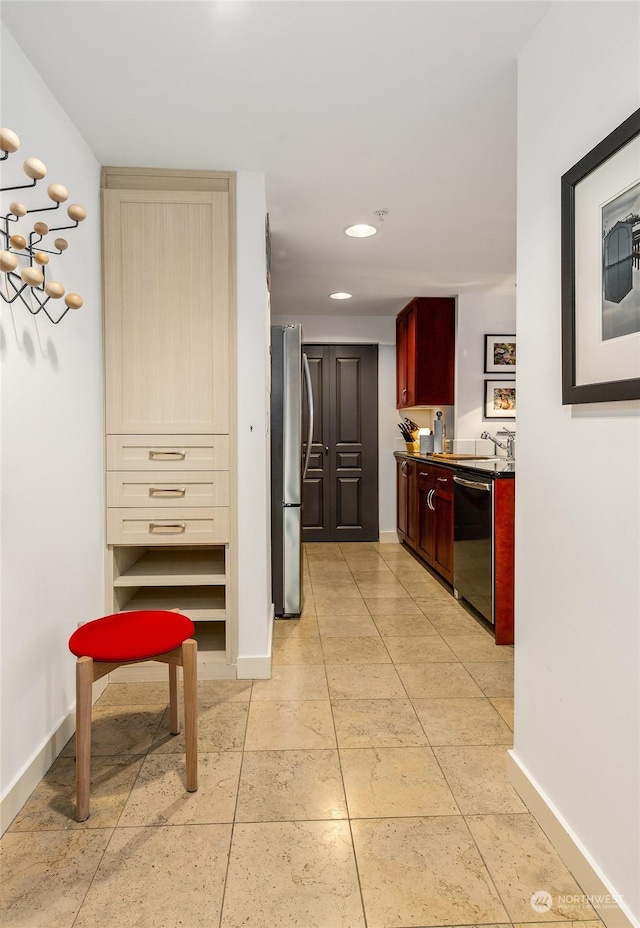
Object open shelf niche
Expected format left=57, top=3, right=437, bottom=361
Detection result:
left=107, top=544, right=235, bottom=681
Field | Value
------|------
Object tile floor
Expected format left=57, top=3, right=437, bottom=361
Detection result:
left=1, top=542, right=602, bottom=928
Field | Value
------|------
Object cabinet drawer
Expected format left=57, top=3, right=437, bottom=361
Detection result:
left=107, top=471, right=229, bottom=508
left=417, top=465, right=453, bottom=496
left=107, top=435, right=229, bottom=471
left=107, top=508, right=230, bottom=545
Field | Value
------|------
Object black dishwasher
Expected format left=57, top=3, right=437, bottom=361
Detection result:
left=453, top=474, right=494, bottom=624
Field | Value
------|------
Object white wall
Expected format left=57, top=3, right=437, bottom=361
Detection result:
left=236, top=173, right=272, bottom=673
left=516, top=3, right=639, bottom=922
left=1, top=31, right=104, bottom=818
left=456, top=293, right=516, bottom=440
left=271, top=314, right=398, bottom=536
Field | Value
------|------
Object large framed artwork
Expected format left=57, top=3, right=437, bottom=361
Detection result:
left=561, top=108, right=640, bottom=404
left=484, top=380, right=516, bottom=420
left=484, top=334, right=516, bottom=373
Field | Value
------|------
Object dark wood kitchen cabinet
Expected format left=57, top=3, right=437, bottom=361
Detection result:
left=396, top=297, right=455, bottom=408
left=416, top=464, right=453, bottom=583
left=396, top=458, right=418, bottom=547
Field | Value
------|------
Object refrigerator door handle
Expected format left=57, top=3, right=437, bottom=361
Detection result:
left=302, top=352, right=314, bottom=480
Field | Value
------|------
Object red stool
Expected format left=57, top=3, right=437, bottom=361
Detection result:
left=68, top=609, right=198, bottom=822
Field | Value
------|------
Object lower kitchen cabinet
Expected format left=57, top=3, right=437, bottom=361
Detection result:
left=416, top=465, right=453, bottom=583
left=395, top=452, right=514, bottom=644
left=396, top=458, right=418, bottom=546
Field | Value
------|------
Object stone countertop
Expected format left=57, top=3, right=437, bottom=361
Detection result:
left=394, top=450, right=515, bottom=478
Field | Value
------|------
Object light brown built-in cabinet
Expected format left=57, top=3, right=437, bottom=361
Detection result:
left=101, top=167, right=236, bottom=680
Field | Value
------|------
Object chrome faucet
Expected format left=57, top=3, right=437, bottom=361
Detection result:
left=481, top=429, right=515, bottom=459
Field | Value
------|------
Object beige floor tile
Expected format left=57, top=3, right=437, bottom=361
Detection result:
left=235, top=749, right=347, bottom=821
left=411, top=592, right=465, bottom=610
left=95, top=681, right=170, bottom=706
left=197, top=679, right=253, bottom=704
left=251, top=664, right=329, bottom=700
left=443, top=635, right=515, bottom=663
left=466, top=814, right=599, bottom=922
left=464, top=661, right=514, bottom=697
left=350, top=566, right=395, bottom=581
left=315, top=597, right=369, bottom=616
left=352, top=816, right=509, bottom=928
left=363, top=597, right=422, bottom=615
left=321, top=636, right=391, bottom=664
left=433, top=745, right=527, bottom=814
left=151, top=702, right=249, bottom=753
left=400, top=581, right=453, bottom=598
left=332, top=698, right=427, bottom=748
left=61, top=706, right=164, bottom=758
left=9, top=756, right=143, bottom=831
left=307, top=565, right=353, bottom=580
left=490, top=697, right=514, bottom=729
left=397, top=663, right=484, bottom=698
left=317, top=614, right=379, bottom=637
left=383, top=635, right=456, bottom=663
left=272, top=637, right=324, bottom=664
left=326, top=664, right=405, bottom=699
left=423, top=609, right=491, bottom=637
left=413, top=698, right=513, bottom=746
left=221, top=821, right=365, bottom=927
left=119, top=751, right=242, bottom=825
left=309, top=586, right=360, bottom=603
left=0, top=829, right=112, bottom=928
left=245, top=700, right=336, bottom=750
left=356, top=581, right=409, bottom=597
left=73, top=824, right=231, bottom=928
left=340, top=746, right=459, bottom=817
left=373, top=613, right=440, bottom=637
left=273, top=614, right=319, bottom=638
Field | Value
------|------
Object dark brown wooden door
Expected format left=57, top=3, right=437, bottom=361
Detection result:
left=302, top=344, right=378, bottom=542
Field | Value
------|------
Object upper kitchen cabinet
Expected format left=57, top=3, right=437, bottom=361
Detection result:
left=102, top=168, right=233, bottom=434
left=396, top=297, right=455, bottom=408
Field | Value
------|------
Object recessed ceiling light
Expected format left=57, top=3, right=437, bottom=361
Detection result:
left=329, top=292, right=353, bottom=300
left=344, top=224, right=377, bottom=238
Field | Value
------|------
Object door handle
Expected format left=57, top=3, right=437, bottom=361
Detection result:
left=302, top=353, right=314, bottom=480
left=427, top=488, right=435, bottom=511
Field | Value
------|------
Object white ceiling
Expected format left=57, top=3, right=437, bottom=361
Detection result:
left=1, top=1, right=550, bottom=317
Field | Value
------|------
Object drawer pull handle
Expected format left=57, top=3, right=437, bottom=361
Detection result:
left=148, top=487, right=186, bottom=497
left=148, top=522, right=186, bottom=534
left=437, top=477, right=448, bottom=482
left=419, top=471, right=430, bottom=476
left=149, top=450, right=186, bottom=460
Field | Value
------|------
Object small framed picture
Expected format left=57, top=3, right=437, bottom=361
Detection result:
left=484, top=379, right=516, bottom=420
left=484, top=334, right=516, bottom=373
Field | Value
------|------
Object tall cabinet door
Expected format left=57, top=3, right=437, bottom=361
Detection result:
left=103, top=187, right=230, bottom=434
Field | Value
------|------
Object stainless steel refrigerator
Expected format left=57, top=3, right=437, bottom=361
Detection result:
left=271, top=324, right=313, bottom=617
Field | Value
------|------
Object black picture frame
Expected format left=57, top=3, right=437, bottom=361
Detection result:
left=484, top=379, right=516, bottom=421
left=484, top=334, right=516, bottom=374
left=561, top=108, right=640, bottom=404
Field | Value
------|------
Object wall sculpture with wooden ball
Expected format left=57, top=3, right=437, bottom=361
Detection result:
left=0, top=127, right=86, bottom=323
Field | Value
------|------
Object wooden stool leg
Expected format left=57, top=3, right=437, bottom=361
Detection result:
left=182, top=638, right=198, bottom=792
left=75, top=656, right=93, bottom=822
left=169, top=664, right=180, bottom=735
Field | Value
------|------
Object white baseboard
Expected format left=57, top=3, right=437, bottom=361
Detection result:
left=379, top=531, right=400, bottom=544
left=0, top=676, right=108, bottom=836
left=507, top=751, right=637, bottom=928
left=236, top=654, right=272, bottom=679
left=237, top=607, right=273, bottom=680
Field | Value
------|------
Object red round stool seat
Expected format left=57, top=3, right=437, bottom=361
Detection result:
left=69, top=610, right=195, bottom=662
